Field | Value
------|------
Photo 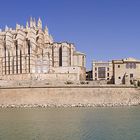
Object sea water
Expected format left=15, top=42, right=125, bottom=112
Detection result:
left=0, top=107, right=139, bottom=140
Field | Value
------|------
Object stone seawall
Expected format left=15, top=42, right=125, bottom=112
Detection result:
left=0, top=86, right=140, bottom=107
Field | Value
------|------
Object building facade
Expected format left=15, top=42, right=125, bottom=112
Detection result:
left=92, top=61, right=113, bottom=81
left=112, top=58, right=140, bottom=85
left=92, top=58, right=140, bottom=85
left=0, top=18, right=86, bottom=81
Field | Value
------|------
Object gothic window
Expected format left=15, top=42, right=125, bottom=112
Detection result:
left=52, top=46, right=54, bottom=67
left=82, top=56, right=85, bottom=67
left=59, top=47, right=62, bottom=66
left=27, top=40, right=30, bottom=55
left=4, top=46, right=6, bottom=74
left=12, top=56, right=14, bottom=74
left=8, top=51, right=10, bottom=74
left=16, top=44, right=18, bottom=74
left=27, top=40, right=31, bottom=73
left=20, top=50, right=22, bottom=74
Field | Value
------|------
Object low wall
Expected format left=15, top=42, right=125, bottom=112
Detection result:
left=0, top=86, right=140, bottom=107
left=0, top=73, right=78, bottom=81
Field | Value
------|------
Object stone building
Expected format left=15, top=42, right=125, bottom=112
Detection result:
left=92, top=61, right=113, bottom=82
left=0, top=18, right=86, bottom=81
left=112, top=58, right=140, bottom=85
left=92, top=58, right=140, bottom=85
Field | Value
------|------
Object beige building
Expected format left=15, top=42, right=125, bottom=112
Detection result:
left=92, top=58, right=140, bottom=85
left=92, top=61, right=113, bottom=81
left=112, top=58, right=140, bottom=85
left=0, top=18, right=86, bottom=81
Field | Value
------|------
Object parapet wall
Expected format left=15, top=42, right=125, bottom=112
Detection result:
left=0, top=73, right=78, bottom=81
left=0, top=86, right=140, bottom=107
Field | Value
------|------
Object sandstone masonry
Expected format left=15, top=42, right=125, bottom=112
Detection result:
left=0, top=18, right=86, bottom=81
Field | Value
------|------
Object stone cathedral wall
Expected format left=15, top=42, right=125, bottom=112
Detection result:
left=0, top=18, right=86, bottom=81
left=0, top=73, right=78, bottom=81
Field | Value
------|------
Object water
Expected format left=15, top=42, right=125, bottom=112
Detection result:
left=0, top=107, right=139, bottom=140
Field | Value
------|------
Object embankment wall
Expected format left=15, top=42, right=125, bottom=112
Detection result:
left=0, top=86, right=140, bottom=107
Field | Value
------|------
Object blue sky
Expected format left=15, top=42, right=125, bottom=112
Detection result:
left=0, top=0, right=140, bottom=69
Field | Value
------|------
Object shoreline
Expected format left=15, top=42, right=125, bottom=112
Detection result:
left=0, top=84, right=137, bottom=89
left=0, top=102, right=139, bottom=108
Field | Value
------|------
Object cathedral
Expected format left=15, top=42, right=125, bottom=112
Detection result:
left=0, top=18, right=86, bottom=81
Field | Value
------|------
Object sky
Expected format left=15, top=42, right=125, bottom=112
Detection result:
left=0, top=0, right=140, bottom=69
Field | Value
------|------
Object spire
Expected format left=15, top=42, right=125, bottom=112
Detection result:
left=5, top=25, right=9, bottom=31
left=16, top=24, right=20, bottom=30
left=45, top=25, right=48, bottom=32
left=37, top=17, right=42, bottom=29
left=32, top=18, right=37, bottom=29
left=30, top=17, right=33, bottom=28
left=26, top=21, right=29, bottom=29
left=44, top=25, right=49, bottom=35
left=34, top=18, right=36, bottom=26
left=49, top=35, right=53, bottom=43
left=21, top=26, right=24, bottom=29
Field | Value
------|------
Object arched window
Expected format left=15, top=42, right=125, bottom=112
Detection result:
left=59, top=47, right=62, bottom=66
left=126, top=63, right=137, bottom=69
left=82, top=56, right=85, bottom=67
left=27, top=40, right=31, bottom=73
left=134, top=63, right=136, bottom=69
left=16, top=43, right=18, bottom=74
left=8, top=51, right=10, bottom=74
left=20, top=50, right=22, bottom=74
left=4, top=46, right=6, bottom=74
left=130, top=63, right=133, bottom=69
left=126, top=63, right=129, bottom=69
left=12, top=56, right=14, bottom=74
